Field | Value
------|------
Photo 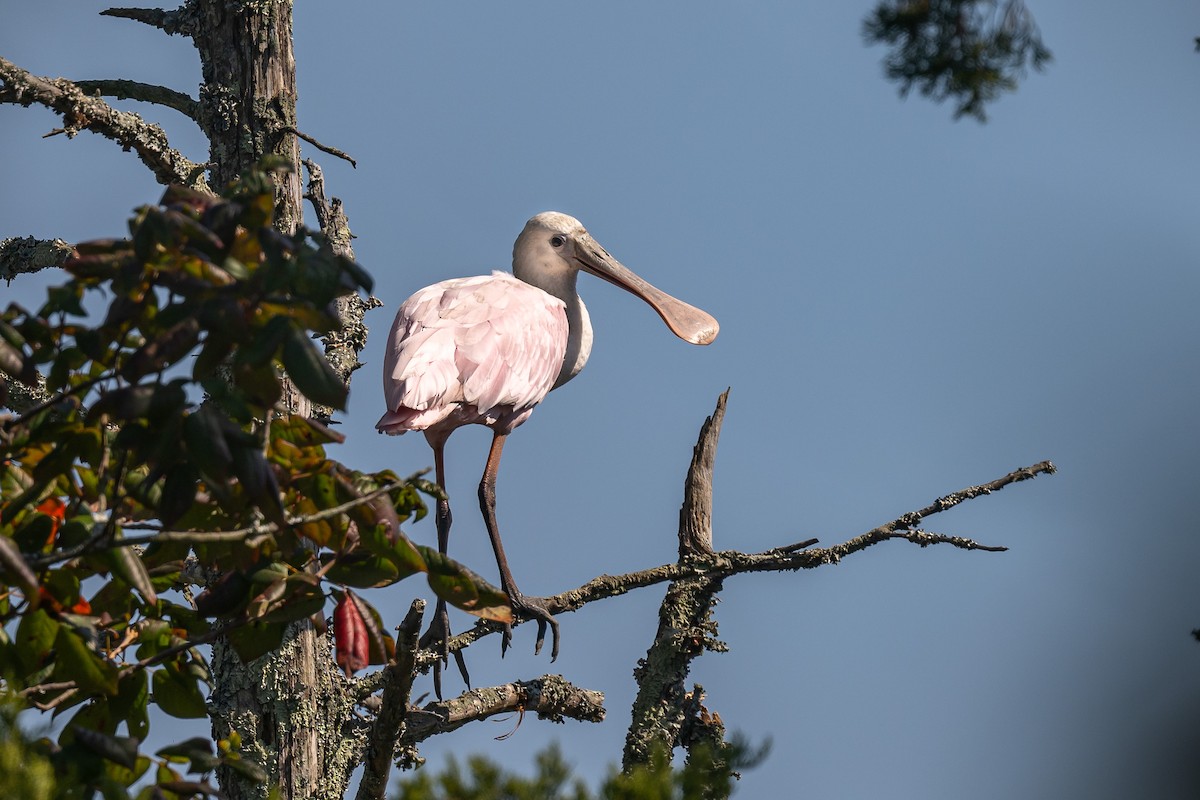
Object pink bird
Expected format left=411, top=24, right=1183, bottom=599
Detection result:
left=377, top=212, right=718, bottom=690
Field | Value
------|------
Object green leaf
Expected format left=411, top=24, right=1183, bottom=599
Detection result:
left=110, top=671, right=150, bottom=741
left=15, top=608, right=59, bottom=674
left=71, top=726, right=139, bottom=770
left=0, top=339, right=30, bottom=383
left=225, top=620, right=286, bottom=663
left=220, top=754, right=268, bottom=784
left=230, top=445, right=285, bottom=527
left=259, top=574, right=326, bottom=625
left=237, top=315, right=291, bottom=368
left=419, top=547, right=512, bottom=623
left=120, top=317, right=201, bottom=380
left=88, top=385, right=157, bottom=423
left=156, top=736, right=214, bottom=762
left=193, top=570, right=251, bottom=618
left=323, top=552, right=400, bottom=588
left=105, top=539, right=158, bottom=606
left=280, top=325, right=347, bottom=409
left=182, top=405, right=236, bottom=488
left=362, top=525, right=426, bottom=581
left=157, top=736, right=219, bottom=774
left=269, top=413, right=344, bottom=448
left=158, top=465, right=199, bottom=526
left=152, top=663, right=207, bottom=719
left=192, top=333, right=235, bottom=381
left=53, top=624, right=120, bottom=696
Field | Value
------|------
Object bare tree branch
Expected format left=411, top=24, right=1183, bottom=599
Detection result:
left=0, top=236, right=74, bottom=282
left=356, top=600, right=424, bottom=800
left=678, top=388, right=727, bottom=558
left=0, top=56, right=209, bottom=191
left=287, top=128, right=356, bottom=168
left=73, top=79, right=199, bottom=120
left=419, top=459, right=1056, bottom=663
left=99, top=6, right=197, bottom=37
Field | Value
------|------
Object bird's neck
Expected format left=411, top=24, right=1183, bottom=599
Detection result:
left=555, top=293, right=592, bottom=389
left=514, top=266, right=592, bottom=389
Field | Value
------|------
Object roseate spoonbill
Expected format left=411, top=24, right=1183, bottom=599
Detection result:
left=377, top=212, right=718, bottom=689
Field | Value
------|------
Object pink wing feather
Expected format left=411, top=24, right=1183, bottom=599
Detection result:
left=377, top=272, right=568, bottom=436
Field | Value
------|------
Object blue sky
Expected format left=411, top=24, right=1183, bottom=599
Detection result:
left=4, top=2, right=1200, bottom=797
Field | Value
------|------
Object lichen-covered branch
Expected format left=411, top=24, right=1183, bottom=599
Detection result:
left=418, top=459, right=1056, bottom=663
left=394, top=675, right=606, bottom=768
left=0, top=56, right=209, bottom=191
left=355, top=600, right=424, bottom=800
left=0, top=236, right=73, bottom=282
left=625, top=391, right=729, bottom=768
left=0, top=372, right=52, bottom=415
left=73, top=79, right=200, bottom=120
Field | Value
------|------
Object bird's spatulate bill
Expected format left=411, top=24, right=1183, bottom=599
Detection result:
left=574, top=235, right=719, bottom=345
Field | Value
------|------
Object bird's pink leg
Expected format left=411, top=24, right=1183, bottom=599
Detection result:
left=419, top=434, right=470, bottom=698
left=478, top=431, right=560, bottom=660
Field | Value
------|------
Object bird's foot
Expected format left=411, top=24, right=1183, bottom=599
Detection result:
left=418, top=598, right=470, bottom=699
left=501, top=592, right=560, bottom=661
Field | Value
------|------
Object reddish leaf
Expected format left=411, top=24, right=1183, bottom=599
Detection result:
left=333, top=591, right=368, bottom=676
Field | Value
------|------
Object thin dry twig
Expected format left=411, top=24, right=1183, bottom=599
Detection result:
left=285, top=127, right=356, bottom=168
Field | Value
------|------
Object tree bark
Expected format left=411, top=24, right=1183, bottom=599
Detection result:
left=187, top=3, right=345, bottom=797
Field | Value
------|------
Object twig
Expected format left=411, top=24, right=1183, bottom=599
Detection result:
left=285, top=127, right=356, bottom=168
left=24, top=480, right=411, bottom=568
left=73, top=79, right=199, bottom=120
left=356, top=600, right=424, bottom=800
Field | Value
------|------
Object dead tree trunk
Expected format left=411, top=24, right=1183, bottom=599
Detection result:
left=183, top=3, right=344, bottom=798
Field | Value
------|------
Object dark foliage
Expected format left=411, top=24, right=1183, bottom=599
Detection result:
left=863, top=0, right=1052, bottom=120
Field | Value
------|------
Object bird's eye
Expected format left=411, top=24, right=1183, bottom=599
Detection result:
left=550, top=235, right=565, bottom=248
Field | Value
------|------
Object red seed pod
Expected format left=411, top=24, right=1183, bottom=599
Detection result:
left=333, top=591, right=369, bottom=676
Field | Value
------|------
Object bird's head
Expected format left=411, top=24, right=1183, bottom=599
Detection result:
left=513, top=211, right=719, bottom=346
